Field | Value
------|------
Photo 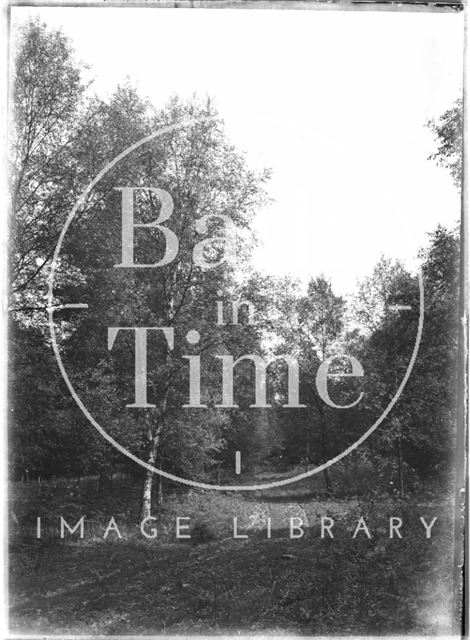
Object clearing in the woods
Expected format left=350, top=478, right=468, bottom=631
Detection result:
left=9, top=474, right=454, bottom=635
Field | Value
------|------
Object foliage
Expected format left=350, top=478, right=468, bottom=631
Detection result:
left=8, top=20, right=462, bottom=511
left=427, top=99, right=463, bottom=187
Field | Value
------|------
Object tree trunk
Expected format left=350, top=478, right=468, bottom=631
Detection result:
left=156, top=453, right=164, bottom=506
left=322, top=464, right=333, bottom=495
left=396, top=434, right=405, bottom=498
left=98, top=471, right=112, bottom=492
left=141, top=470, right=153, bottom=521
left=140, top=438, right=158, bottom=521
left=156, top=473, right=163, bottom=506
left=316, top=399, right=333, bottom=495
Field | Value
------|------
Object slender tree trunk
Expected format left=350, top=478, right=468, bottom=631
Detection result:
left=156, top=453, right=164, bottom=506
left=140, top=437, right=158, bottom=521
left=305, top=434, right=311, bottom=469
left=323, top=469, right=332, bottom=494
left=396, top=433, right=405, bottom=498
left=98, top=471, right=112, bottom=492
left=392, top=362, right=405, bottom=499
left=320, top=419, right=333, bottom=495
left=313, top=393, right=333, bottom=495
left=141, top=470, right=153, bottom=521
left=156, top=473, right=163, bottom=506
left=139, top=283, right=176, bottom=520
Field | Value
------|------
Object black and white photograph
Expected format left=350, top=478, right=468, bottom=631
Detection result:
left=5, top=1, right=467, bottom=637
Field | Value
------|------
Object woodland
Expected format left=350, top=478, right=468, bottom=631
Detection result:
left=8, top=19, right=463, bottom=635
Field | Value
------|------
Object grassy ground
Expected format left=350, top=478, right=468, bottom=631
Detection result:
left=9, top=475, right=456, bottom=635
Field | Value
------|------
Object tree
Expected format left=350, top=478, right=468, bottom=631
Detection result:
left=352, top=259, right=419, bottom=495
left=9, top=19, right=93, bottom=483
left=10, top=18, right=87, bottom=311
left=56, top=90, right=271, bottom=519
left=275, top=276, right=346, bottom=493
left=428, top=97, right=465, bottom=633
left=350, top=229, right=459, bottom=493
left=8, top=21, right=272, bottom=514
left=427, top=99, right=463, bottom=187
